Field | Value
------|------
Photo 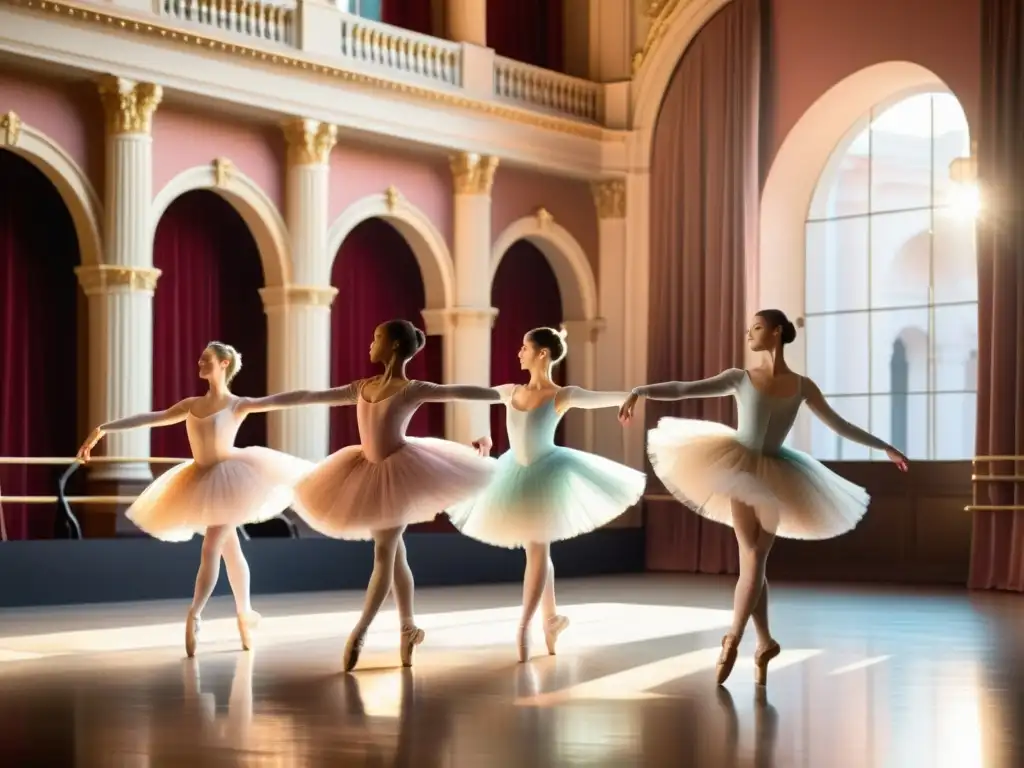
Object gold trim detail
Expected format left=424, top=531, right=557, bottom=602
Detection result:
left=4, top=0, right=611, bottom=141
left=75, top=265, right=162, bottom=294
left=259, top=285, right=339, bottom=308
left=632, top=0, right=691, bottom=74
left=96, top=75, right=163, bottom=135
left=384, top=185, right=401, bottom=212
left=590, top=179, right=626, bottom=219
left=450, top=153, right=498, bottom=195
left=535, top=206, right=554, bottom=228
left=212, top=157, right=233, bottom=187
left=282, top=119, right=337, bottom=166
left=0, top=111, right=22, bottom=146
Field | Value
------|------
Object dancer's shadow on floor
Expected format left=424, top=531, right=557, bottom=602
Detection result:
left=717, top=686, right=779, bottom=768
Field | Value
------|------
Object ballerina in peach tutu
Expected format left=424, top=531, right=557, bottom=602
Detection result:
left=282, top=319, right=501, bottom=671
left=76, top=341, right=321, bottom=658
left=447, top=327, right=647, bottom=662
left=619, top=310, right=909, bottom=687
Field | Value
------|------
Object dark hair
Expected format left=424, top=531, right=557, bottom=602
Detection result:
left=382, top=319, right=427, bottom=360
left=756, top=309, right=797, bottom=345
left=527, top=326, right=569, bottom=364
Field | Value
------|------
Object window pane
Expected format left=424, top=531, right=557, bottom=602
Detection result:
left=808, top=115, right=871, bottom=220
left=870, top=308, right=930, bottom=394
left=805, top=312, right=869, bottom=395
left=934, top=392, right=976, bottom=459
left=870, top=94, right=934, bottom=213
left=933, top=304, right=979, bottom=391
left=805, top=218, right=869, bottom=314
left=932, top=210, right=978, bottom=304
left=829, top=396, right=871, bottom=460
left=871, top=393, right=929, bottom=460
left=932, top=93, right=972, bottom=208
left=870, top=209, right=933, bottom=309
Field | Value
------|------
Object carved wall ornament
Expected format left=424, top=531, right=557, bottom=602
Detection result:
left=384, top=185, right=401, bottom=212
left=0, top=111, right=22, bottom=146
left=96, top=76, right=163, bottom=135
left=535, top=206, right=554, bottom=228
left=75, top=265, right=162, bottom=295
left=450, top=152, right=499, bottom=195
left=259, top=285, right=339, bottom=309
left=282, top=119, right=338, bottom=166
left=212, top=157, right=234, bottom=188
left=632, top=0, right=689, bottom=73
left=590, top=179, right=627, bottom=219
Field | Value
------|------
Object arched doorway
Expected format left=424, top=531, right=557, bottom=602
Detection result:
left=0, top=149, right=81, bottom=539
left=151, top=189, right=269, bottom=459
left=490, top=239, right=565, bottom=455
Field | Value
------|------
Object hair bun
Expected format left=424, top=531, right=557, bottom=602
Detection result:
left=414, top=328, right=426, bottom=350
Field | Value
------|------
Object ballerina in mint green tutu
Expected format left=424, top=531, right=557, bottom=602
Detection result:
left=448, top=326, right=646, bottom=662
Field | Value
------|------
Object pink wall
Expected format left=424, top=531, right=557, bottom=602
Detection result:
left=766, top=0, right=980, bottom=164
left=328, top=142, right=453, bottom=247
left=151, top=106, right=284, bottom=211
left=491, top=166, right=598, bottom=274
left=0, top=67, right=104, bottom=194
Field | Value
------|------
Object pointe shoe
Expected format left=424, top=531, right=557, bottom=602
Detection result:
left=753, top=639, right=781, bottom=686
left=715, top=634, right=740, bottom=686
left=516, top=624, right=530, bottom=663
left=237, top=611, right=261, bottom=652
left=343, top=629, right=367, bottom=672
left=400, top=626, right=425, bottom=667
left=544, top=615, right=569, bottom=655
left=185, top=611, right=202, bottom=658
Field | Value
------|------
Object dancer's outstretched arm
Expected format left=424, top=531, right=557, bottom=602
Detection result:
left=412, top=381, right=503, bottom=403
left=553, top=386, right=631, bottom=416
left=236, top=382, right=361, bottom=414
left=618, top=369, right=745, bottom=422
left=803, top=378, right=908, bottom=470
left=77, top=398, right=197, bottom=460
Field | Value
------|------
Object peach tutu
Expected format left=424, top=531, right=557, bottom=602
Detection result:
left=292, top=437, right=496, bottom=540
left=648, top=417, right=870, bottom=540
left=126, top=447, right=315, bottom=542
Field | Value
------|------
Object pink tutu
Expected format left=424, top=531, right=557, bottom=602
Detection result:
left=648, top=418, right=870, bottom=540
left=292, top=437, right=496, bottom=540
left=126, top=447, right=315, bottom=542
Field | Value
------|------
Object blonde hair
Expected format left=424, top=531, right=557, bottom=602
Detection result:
left=207, top=341, right=242, bottom=384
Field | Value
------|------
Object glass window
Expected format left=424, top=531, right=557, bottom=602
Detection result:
left=341, top=0, right=383, bottom=21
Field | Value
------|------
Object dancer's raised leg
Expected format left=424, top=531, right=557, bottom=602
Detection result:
left=390, top=531, right=424, bottom=666
left=344, top=525, right=404, bottom=671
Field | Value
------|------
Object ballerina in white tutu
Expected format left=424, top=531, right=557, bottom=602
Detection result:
left=280, top=319, right=502, bottom=671
left=447, top=327, right=647, bottom=662
left=619, top=309, right=909, bottom=686
left=76, top=341, right=321, bottom=658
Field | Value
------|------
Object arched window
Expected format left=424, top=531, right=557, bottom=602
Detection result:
left=339, top=0, right=382, bottom=20
left=802, top=91, right=978, bottom=461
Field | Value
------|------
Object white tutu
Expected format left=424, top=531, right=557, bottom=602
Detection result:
left=126, top=447, right=315, bottom=542
left=447, top=446, right=646, bottom=549
left=648, top=417, right=870, bottom=540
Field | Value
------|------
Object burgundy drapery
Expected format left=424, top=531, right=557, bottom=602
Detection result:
left=968, top=0, right=1024, bottom=591
left=381, top=0, right=434, bottom=35
left=486, top=0, right=564, bottom=72
left=490, top=240, right=565, bottom=456
left=0, top=150, right=80, bottom=540
left=152, top=190, right=268, bottom=459
left=330, top=217, right=444, bottom=452
left=644, top=0, right=765, bottom=575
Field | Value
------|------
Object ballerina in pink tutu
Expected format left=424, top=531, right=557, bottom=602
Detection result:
left=281, top=319, right=501, bottom=671
left=619, top=310, right=909, bottom=686
left=76, top=341, right=322, bottom=658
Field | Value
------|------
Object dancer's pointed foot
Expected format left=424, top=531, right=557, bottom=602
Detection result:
left=237, top=610, right=261, bottom=652
left=544, top=615, right=569, bottom=655
left=343, top=628, right=367, bottom=672
left=400, top=625, right=425, bottom=667
left=185, top=611, right=202, bottom=658
left=753, top=639, right=781, bottom=686
left=715, top=634, right=740, bottom=686
left=516, top=624, right=530, bottom=663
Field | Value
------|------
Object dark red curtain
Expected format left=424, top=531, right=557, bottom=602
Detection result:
left=486, top=0, right=564, bottom=72
left=152, top=190, right=268, bottom=459
left=381, top=0, right=434, bottom=35
left=0, top=149, right=80, bottom=540
left=330, top=217, right=444, bottom=452
left=489, top=239, right=564, bottom=456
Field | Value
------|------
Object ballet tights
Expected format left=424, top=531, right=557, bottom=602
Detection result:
left=189, top=525, right=252, bottom=618
left=353, top=526, right=416, bottom=636
left=729, top=501, right=775, bottom=645
left=520, top=542, right=557, bottom=629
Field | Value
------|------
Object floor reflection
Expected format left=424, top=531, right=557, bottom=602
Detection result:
left=0, top=575, right=1018, bottom=767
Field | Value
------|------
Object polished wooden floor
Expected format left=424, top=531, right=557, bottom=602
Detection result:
left=0, top=574, right=1019, bottom=767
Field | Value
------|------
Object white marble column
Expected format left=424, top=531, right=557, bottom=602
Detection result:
left=445, top=0, right=487, bottom=46
left=560, top=317, right=606, bottom=453
left=449, top=152, right=500, bottom=444
left=83, top=76, right=163, bottom=482
left=264, top=118, right=339, bottom=461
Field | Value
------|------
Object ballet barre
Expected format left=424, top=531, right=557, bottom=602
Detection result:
left=965, top=455, right=1024, bottom=513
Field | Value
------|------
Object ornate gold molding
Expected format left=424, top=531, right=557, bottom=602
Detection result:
left=534, top=206, right=554, bottom=229
left=212, top=157, right=233, bottom=187
left=282, top=119, right=338, bottom=166
left=633, top=0, right=691, bottom=73
left=591, top=179, right=626, bottom=219
left=75, top=265, right=162, bottom=295
left=426, top=307, right=500, bottom=331
left=0, top=111, right=22, bottom=146
left=96, top=76, right=163, bottom=135
left=450, top=153, right=499, bottom=195
left=384, top=185, right=401, bottom=212
left=259, top=285, right=339, bottom=309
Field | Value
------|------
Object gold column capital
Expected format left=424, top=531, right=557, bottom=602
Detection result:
left=75, top=265, right=162, bottom=295
left=1, top=111, right=22, bottom=146
left=450, top=152, right=499, bottom=195
left=259, top=285, right=339, bottom=309
left=591, top=179, right=627, bottom=219
left=96, top=76, right=163, bottom=135
left=282, top=119, right=338, bottom=166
